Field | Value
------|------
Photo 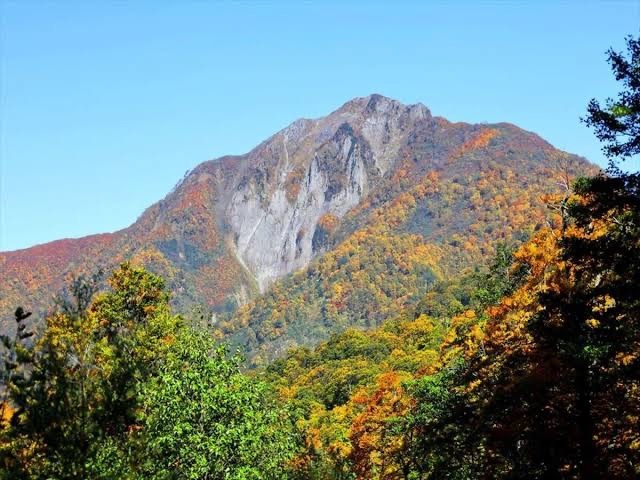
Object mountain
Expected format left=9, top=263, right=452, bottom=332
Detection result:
left=0, top=94, right=596, bottom=344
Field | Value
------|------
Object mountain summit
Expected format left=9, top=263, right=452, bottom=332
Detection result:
left=0, top=95, right=594, bottom=337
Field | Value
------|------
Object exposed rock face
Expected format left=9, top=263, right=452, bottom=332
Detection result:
left=227, top=95, right=427, bottom=290
left=0, top=94, right=595, bottom=332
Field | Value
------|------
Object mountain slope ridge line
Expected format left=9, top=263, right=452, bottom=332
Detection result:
left=0, top=94, right=597, bottom=342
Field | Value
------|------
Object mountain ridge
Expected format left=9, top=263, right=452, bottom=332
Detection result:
left=0, top=94, right=597, bottom=340
left=0, top=94, right=558, bottom=255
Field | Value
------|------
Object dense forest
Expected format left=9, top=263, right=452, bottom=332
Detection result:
left=1, top=36, right=639, bottom=479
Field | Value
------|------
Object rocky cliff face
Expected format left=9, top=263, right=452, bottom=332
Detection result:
left=0, top=94, right=595, bottom=335
left=226, top=95, right=430, bottom=290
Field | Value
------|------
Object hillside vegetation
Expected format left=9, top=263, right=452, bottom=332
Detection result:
left=1, top=96, right=593, bottom=343
left=2, top=167, right=638, bottom=478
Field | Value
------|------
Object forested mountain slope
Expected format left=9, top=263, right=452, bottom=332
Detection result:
left=1, top=95, right=596, bottom=343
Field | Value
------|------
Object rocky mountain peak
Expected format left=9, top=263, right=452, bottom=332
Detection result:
left=218, top=95, right=443, bottom=292
left=0, top=95, right=595, bottom=333
left=335, top=93, right=431, bottom=120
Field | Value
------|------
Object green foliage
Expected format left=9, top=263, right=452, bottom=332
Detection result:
left=401, top=363, right=479, bottom=480
left=470, top=243, right=528, bottom=310
left=0, top=263, right=181, bottom=478
left=137, top=329, right=296, bottom=480
left=583, top=34, right=640, bottom=166
left=413, top=280, right=468, bottom=320
left=1, top=264, right=296, bottom=479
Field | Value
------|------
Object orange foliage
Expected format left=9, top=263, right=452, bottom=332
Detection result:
left=284, top=167, right=306, bottom=203
left=349, top=371, right=413, bottom=480
left=317, top=213, right=340, bottom=233
left=451, top=128, right=500, bottom=160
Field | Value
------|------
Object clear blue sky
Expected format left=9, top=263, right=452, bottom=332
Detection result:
left=1, top=1, right=638, bottom=251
